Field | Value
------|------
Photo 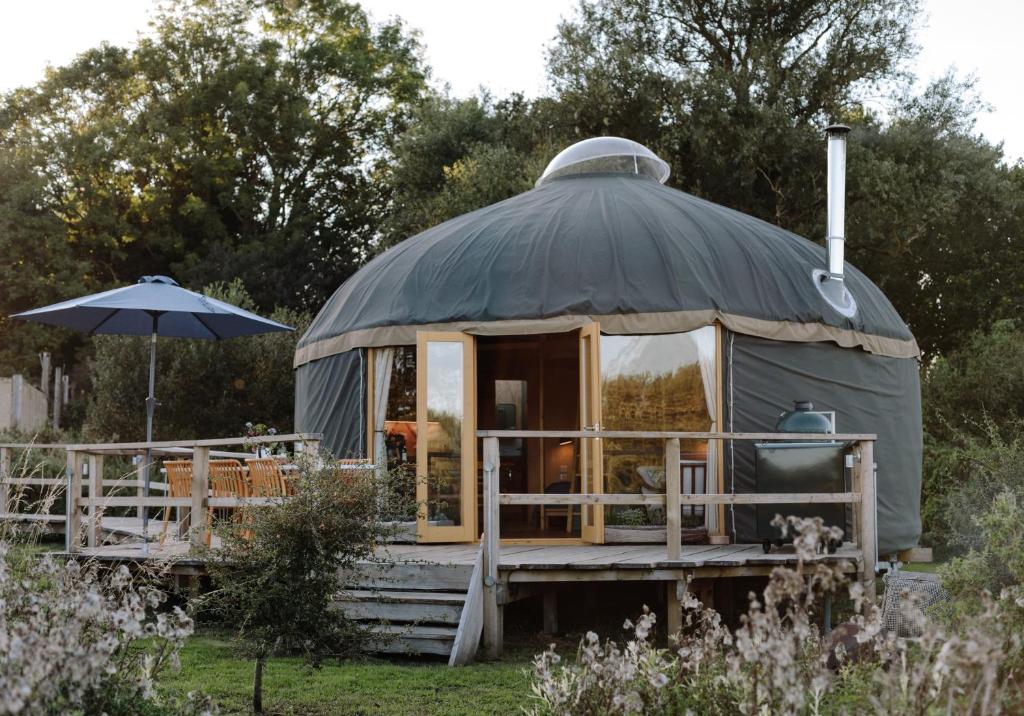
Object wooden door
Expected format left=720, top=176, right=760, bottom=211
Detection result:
left=416, top=332, right=476, bottom=542
left=579, top=323, right=604, bottom=543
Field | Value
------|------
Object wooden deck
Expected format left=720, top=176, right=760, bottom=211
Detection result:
left=70, top=533, right=861, bottom=579
left=377, top=542, right=862, bottom=579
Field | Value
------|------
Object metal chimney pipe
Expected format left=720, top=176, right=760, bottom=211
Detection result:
left=812, top=123, right=857, bottom=318
left=825, top=124, right=850, bottom=279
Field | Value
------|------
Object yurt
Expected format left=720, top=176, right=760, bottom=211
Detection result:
left=294, top=132, right=922, bottom=555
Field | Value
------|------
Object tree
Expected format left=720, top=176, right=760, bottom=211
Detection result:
left=0, top=148, right=90, bottom=378
left=919, top=320, right=1024, bottom=545
left=204, top=460, right=382, bottom=714
left=381, top=93, right=566, bottom=247
left=83, top=279, right=309, bottom=442
left=548, top=0, right=920, bottom=228
left=543, top=0, right=1023, bottom=357
left=0, top=0, right=426, bottom=313
left=844, top=80, right=1024, bottom=356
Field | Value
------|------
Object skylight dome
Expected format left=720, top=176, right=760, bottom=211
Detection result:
left=536, top=136, right=671, bottom=186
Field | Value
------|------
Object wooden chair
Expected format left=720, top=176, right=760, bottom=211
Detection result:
left=246, top=458, right=287, bottom=497
left=541, top=472, right=579, bottom=533
left=208, top=459, right=248, bottom=542
left=160, top=460, right=193, bottom=545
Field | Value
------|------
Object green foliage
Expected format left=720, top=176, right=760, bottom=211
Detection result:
left=942, top=489, right=1024, bottom=608
left=83, top=279, right=308, bottom=441
left=203, top=457, right=391, bottom=710
left=848, top=96, right=1024, bottom=358
left=205, top=462, right=379, bottom=659
left=0, top=147, right=90, bottom=376
left=923, top=422, right=1024, bottom=554
left=0, top=0, right=426, bottom=314
left=382, top=94, right=561, bottom=247
left=547, top=0, right=919, bottom=225
left=920, top=320, right=1024, bottom=544
left=924, top=320, right=1024, bottom=443
left=607, top=506, right=649, bottom=527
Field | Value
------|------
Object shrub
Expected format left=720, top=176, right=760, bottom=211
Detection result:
left=203, top=456, right=407, bottom=714
left=922, top=319, right=1024, bottom=544
left=942, top=488, right=1024, bottom=614
left=927, top=420, right=1024, bottom=553
left=528, top=516, right=1024, bottom=715
left=0, top=544, right=208, bottom=715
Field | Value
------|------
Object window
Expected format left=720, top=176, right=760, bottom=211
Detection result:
left=600, top=328, right=714, bottom=527
left=382, top=346, right=416, bottom=469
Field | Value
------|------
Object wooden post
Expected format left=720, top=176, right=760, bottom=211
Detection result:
left=66, top=450, right=83, bottom=553
left=135, top=457, right=146, bottom=521
left=52, top=366, right=62, bottom=430
left=302, top=438, right=321, bottom=465
left=856, top=440, right=877, bottom=605
left=87, top=453, right=104, bottom=548
left=666, top=577, right=687, bottom=638
left=191, top=446, right=210, bottom=547
left=0, top=447, right=11, bottom=512
left=542, top=590, right=558, bottom=634
left=482, top=436, right=502, bottom=658
left=39, top=352, right=51, bottom=411
left=665, top=438, right=681, bottom=561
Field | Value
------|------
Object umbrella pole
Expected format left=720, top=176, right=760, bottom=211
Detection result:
left=142, top=318, right=158, bottom=554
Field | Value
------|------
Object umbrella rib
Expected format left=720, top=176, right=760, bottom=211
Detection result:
left=89, top=308, right=122, bottom=335
left=193, top=313, right=223, bottom=340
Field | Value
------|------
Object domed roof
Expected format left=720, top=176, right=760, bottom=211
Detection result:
left=296, top=168, right=917, bottom=367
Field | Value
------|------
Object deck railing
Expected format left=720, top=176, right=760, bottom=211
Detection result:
left=0, top=434, right=322, bottom=551
left=476, top=429, right=877, bottom=657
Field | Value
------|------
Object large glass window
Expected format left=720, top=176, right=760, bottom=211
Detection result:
left=424, top=341, right=466, bottom=526
left=601, top=328, right=714, bottom=527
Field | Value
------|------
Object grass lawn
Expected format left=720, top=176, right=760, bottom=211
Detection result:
left=162, top=633, right=536, bottom=715
left=900, top=561, right=942, bottom=574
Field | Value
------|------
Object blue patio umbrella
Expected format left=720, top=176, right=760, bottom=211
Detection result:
left=12, top=275, right=293, bottom=548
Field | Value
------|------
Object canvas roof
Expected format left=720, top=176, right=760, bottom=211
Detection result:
left=296, top=172, right=918, bottom=367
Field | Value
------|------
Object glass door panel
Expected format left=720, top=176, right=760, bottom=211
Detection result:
left=416, top=332, right=476, bottom=542
left=579, top=323, right=604, bottom=543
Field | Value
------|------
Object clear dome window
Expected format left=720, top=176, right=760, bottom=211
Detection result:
left=536, top=137, right=671, bottom=186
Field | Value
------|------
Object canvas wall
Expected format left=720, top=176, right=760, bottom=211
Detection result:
left=724, top=332, right=922, bottom=555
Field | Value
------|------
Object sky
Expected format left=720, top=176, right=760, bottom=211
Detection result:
left=0, top=0, right=1020, bottom=160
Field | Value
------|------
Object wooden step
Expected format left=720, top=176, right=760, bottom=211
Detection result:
left=367, top=624, right=458, bottom=657
left=344, top=562, right=475, bottom=591
left=338, top=590, right=465, bottom=625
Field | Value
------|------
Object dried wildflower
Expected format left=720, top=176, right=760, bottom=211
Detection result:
left=0, top=542, right=195, bottom=715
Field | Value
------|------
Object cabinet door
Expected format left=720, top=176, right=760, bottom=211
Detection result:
left=416, top=332, right=476, bottom=543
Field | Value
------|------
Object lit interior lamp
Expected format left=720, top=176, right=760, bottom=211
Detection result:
left=558, top=439, right=572, bottom=446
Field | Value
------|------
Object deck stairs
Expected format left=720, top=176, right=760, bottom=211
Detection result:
left=337, top=544, right=485, bottom=665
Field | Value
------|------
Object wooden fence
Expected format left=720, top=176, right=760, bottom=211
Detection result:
left=0, top=434, right=321, bottom=551
left=477, top=429, right=877, bottom=657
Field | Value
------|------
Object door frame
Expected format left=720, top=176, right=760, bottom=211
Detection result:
left=416, top=331, right=477, bottom=543
left=579, top=322, right=605, bottom=543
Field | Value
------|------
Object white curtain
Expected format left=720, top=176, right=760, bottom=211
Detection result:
left=693, top=327, right=719, bottom=533
left=373, top=348, right=395, bottom=469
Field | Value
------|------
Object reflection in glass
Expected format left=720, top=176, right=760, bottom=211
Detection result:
left=384, top=346, right=417, bottom=468
left=426, top=342, right=464, bottom=525
left=601, top=329, right=712, bottom=527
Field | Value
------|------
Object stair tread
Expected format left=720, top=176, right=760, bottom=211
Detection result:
left=340, top=589, right=467, bottom=605
left=372, top=624, right=458, bottom=639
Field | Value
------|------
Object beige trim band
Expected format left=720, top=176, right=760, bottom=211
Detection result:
left=293, top=310, right=920, bottom=368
